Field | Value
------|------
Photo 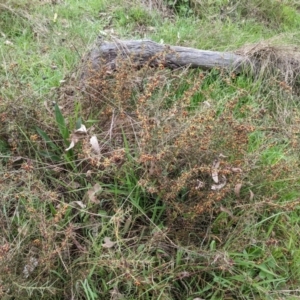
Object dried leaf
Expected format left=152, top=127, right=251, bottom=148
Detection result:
left=4, top=40, right=13, bottom=46
left=23, top=257, right=38, bottom=278
left=75, top=124, right=87, bottom=134
left=249, top=189, right=254, bottom=201
left=90, top=135, right=101, bottom=155
left=212, top=170, right=219, bottom=183
left=71, top=201, right=86, bottom=209
left=234, top=183, right=242, bottom=198
left=211, top=175, right=226, bottom=191
left=99, top=30, right=108, bottom=36
left=53, top=13, right=58, bottom=22
left=177, top=271, right=190, bottom=279
left=219, top=153, right=227, bottom=158
left=87, top=183, right=102, bottom=203
left=65, top=124, right=87, bottom=151
left=212, top=159, right=220, bottom=183
left=102, top=237, right=116, bottom=249
left=220, top=205, right=234, bottom=218
left=195, top=179, right=205, bottom=190
left=65, top=140, right=76, bottom=151
left=231, top=167, right=242, bottom=173
left=86, top=170, right=92, bottom=177
left=212, top=158, right=220, bottom=169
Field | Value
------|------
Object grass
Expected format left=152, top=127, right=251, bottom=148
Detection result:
left=2, top=0, right=300, bottom=299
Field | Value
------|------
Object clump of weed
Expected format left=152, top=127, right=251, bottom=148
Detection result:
left=236, top=39, right=300, bottom=93
left=3, top=0, right=300, bottom=298
left=67, top=49, right=257, bottom=245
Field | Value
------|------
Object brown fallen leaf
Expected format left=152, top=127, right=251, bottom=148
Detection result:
left=231, top=167, right=243, bottom=173
left=234, top=183, right=242, bottom=198
left=86, top=170, right=93, bottom=177
left=90, top=135, right=101, bottom=155
left=195, top=179, right=205, bottom=190
left=4, top=40, right=13, bottom=46
left=249, top=189, right=254, bottom=201
left=23, top=257, right=38, bottom=278
left=70, top=201, right=86, bottom=209
left=212, top=159, right=220, bottom=183
left=211, top=175, right=226, bottom=191
left=220, top=205, right=234, bottom=218
left=87, top=183, right=102, bottom=203
left=75, top=124, right=87, bottom=134
left=102, top=237, right=116, bottom=249
left=65, top=124, right=88, bottom=151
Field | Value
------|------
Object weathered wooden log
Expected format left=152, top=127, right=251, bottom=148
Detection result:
left=81, top=39, right=251, bottom=81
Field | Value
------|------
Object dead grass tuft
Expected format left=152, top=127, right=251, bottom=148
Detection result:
left=236, top=39, right=300, bottom=91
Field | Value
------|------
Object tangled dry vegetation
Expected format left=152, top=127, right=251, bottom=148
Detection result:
left=236, top=38, right=300, bottom=92
left=69, top=54, right=252, bottom=206
left=2, top=40, right=300, bottom=297
left=56, top=45, right=300, bottom=240
left=2, top=0, right=300, bottom=298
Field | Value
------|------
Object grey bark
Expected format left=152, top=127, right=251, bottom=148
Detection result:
left=81, top=39, right=249, bottom=81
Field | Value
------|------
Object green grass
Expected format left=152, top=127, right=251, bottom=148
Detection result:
left=2, top=0, right=300, bottom=299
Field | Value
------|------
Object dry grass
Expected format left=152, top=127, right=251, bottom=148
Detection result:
left=2, top=0, right=300, bottom=298
left=236, top=38, right=300, bottom=91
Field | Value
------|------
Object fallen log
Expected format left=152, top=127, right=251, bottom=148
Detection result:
left=81, top=39, right=250, bottom=81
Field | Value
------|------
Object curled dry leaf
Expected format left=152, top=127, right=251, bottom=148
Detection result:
left=70, top=201, right=86, bottom=209
left=90, top=135, right=101, bottom=155
left=4, top=40, right=13, bottom=46
left=220, top=205, right=234, bottom=218
left=87, top=183, right=102, bottom=203
left=249, top=189, right=254, bottom=201
left=212, top=159, right=220, bottom=183
left=86, top=170, right=92, bottom=177
left=102, top=237, right=116, bottom=249
left=75, top=124, right=87, bottom=134
left=234, top=183, right=242, bottom=198
left=23, top=257, right=39, bottom=278
left=203, top=101, right=211, bottom=107
left=65, top=124, right=88, bottom=151
left=195, top=179, right=205, bottom=190
left=231, top=167, right=242, bottom=173
left=211, top=175, right=226, bottom=191
left=65, top=140, right=76, bottom=151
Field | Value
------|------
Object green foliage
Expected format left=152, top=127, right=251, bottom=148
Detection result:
left=36, top=127, right=61, bottom=161
left=54, top=104, right=69, bottom=144
left=168, top=0, right=193, bottom=16
left=113, top=6, right=155, bottom=27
